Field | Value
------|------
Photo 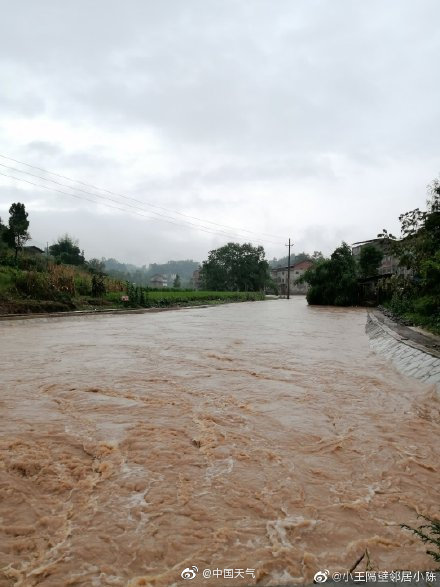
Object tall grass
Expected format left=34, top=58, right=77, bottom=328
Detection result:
left=402, top=515, right=440, bottom=569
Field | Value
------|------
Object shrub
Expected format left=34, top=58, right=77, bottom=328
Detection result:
left=92, top=274, right=106, bottom=297
left=389, top=288, right=415, bottom=315
left=303, top=243, right=358, bottom=306
left=401, top=515, right=440, bottom=570
left=75, top=277, right=92, bottom=295
left=14, top=271, right=52, bottom=299
left=48, top=264, right=75, bottom=295
left=413, top=295, right=440, bottom=317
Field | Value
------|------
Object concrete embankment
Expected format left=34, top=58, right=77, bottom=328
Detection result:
left=366, top=310, right=440, bottom=388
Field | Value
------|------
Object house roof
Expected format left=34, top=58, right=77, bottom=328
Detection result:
left=272, top=260, right=314, bottom=272
left=351, top=238, right=387, bottom=246
left=24, top=245, right=44, bottom=253
left=293, top=260, right=313, bottom=271
left=150, top=274, right=167, bottom=281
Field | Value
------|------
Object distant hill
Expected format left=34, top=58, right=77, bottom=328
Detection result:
left=103, top=258, right=200, bottom=286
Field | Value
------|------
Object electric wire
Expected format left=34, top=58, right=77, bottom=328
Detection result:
left=0, top=169, right=283, bottom=246
left=0, top=162, right=264, bottom=241
left=0, top=153, right=283, bottom=243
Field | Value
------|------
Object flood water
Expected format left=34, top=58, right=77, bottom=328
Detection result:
left=1, top=298, right=439, bottom=586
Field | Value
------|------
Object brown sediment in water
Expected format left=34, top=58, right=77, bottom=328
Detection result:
left=0, top=299, right=439, bottom=585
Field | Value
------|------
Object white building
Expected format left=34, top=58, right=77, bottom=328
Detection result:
left=149, top=274, right=168, bottom=289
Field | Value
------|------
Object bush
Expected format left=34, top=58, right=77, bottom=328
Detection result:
left=303, top=243, right=358, bottom=306
left=401, top=515, right=440, bottom=570
left=75, top=277, right=92, bottom=295
left=14, top=271, right=52, bottom=299
left=413, top=295, right=440, bottom=316
left=48, top=265, right=75, bottom=295
left=0, top=252, right=17, bottom=267
left=92, top=274, right=106, bottom=297
left=13, top=265, right=77, bottom=301
left=389, top=289, right=415, bottom=315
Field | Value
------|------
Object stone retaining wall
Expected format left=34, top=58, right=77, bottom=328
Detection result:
left=366, top=313, right=440, bottom=388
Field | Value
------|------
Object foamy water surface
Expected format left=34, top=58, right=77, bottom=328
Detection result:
left=1, top=299, right=439, bottom=585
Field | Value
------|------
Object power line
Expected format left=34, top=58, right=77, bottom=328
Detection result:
left=0, top=169, right=284, bottom=246
left=285, top=237, right=293, bottom=299
left=0, top=153, right=283, bottom=242
left=0, top=169, right=251, bottom=240
left=0, top=161, right=263, bottom=241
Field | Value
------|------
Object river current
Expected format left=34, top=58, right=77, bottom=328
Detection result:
left=0, top=298, right=439, bottom=585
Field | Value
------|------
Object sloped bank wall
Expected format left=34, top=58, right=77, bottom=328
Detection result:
left=366, top=313, right=440, bottom=389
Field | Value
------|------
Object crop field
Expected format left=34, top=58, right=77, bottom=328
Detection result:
left=0, top=264, right=266, bottom=314
left=107, top=289, right=265, bottom=307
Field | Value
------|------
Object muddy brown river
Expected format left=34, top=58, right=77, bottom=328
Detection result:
left=1, top=299, right=439, bottom=586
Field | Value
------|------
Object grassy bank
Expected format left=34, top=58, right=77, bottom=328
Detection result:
left=0, top=265, right=265, bottom=314
left=382, top=303, right=440, bottom=336
left=382, top=293, right=440, bottom=336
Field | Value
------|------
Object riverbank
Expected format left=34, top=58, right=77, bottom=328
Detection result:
left=367, top=308, right=440, bottom=388
left=0, top=264, right=265, bottom=316
left=0, top=296, right=268, bottom=321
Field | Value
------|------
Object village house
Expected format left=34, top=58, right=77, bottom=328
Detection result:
left=351, top=238, right=413, bottom=277
left=351, top=238, right=400, bottom=276
left=23, top=245, right=45, bottom=255
left=149, top=274, right=168, bottom=289
left=271, top=260, right=313, bottom=296
left=351, top=238, right=413, bottom=303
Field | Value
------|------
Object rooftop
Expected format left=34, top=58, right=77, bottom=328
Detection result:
left=272, top=260, right=314, bottom=272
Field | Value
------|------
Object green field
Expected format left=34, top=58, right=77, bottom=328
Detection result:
left=105, top=290, right=265, bottom=308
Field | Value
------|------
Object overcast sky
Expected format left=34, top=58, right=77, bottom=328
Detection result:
left=0, top=0, right=439, bottom=265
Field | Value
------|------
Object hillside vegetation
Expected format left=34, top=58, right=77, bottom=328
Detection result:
left=301, top=178, right=440, bottom=334
left=0, top=220, right=265, bottom=315
left=0, top=262, right=264, bottom=315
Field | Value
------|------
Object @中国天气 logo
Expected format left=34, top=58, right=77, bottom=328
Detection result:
left=181, top=566, right=198, bottom=580
left=314, top=570, right=329, bottom=583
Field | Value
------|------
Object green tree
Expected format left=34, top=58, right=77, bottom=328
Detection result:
left=49, top=234, right=85, bottom=265
left=173, top=274, right=181, bottom=288
left=379, top=180, right=440, bottom=275
left=359, top=245, right=384, bottom=278
left=91, top=274, right=106, bottom=297
left=311, top=251, right=324, bottom=261
left=5, top=203, right=30, bottom=261
left=0, top=216, right=8, bottom=254
left=87, top=258, right=106, bottom=275
left=302, top=242, right=358, bottom=306
left=200, top=242, right=270, bottom=291
left=378, top=178, right=440, bottom=331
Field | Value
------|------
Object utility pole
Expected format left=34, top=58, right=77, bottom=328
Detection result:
left=285, top=238, right=292, bottom=299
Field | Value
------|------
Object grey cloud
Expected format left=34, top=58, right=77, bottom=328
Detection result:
left=36, top=0, right=439, bottom=158
left=3, top=0, right=439, bottom=159
left=26, top=141, right=62, bottom=156
left=0, top=91, right=46, bottom=118
left=0, top=0, right=439, bottom=263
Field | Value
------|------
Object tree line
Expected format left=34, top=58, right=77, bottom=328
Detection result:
left=301, top=177, right=440, bottom=331
left=0, top=204, right=281, bottom=293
